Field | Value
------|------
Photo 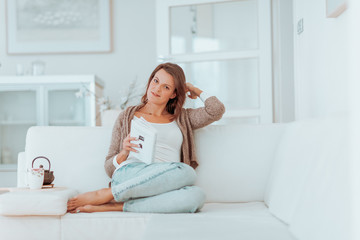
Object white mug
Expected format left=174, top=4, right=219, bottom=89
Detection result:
left=27, top=168, right=44, bottom=190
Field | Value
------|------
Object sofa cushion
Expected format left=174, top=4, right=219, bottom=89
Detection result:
left=61, top=211, right=151, bottom=240
left=194, top=124, right=286, bottom=202
left=142, top=202, right=296, bottom=240
left=0, top=202, right=295, bottom=240
left=0, top=215, right=61, bottom=240
left=0, top=187, right=78, bottom=216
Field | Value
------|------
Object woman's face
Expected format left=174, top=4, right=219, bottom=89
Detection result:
left=146, top=68, right=176, bottom=105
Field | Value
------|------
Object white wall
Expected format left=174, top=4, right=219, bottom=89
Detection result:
left=348, top=0, right=360, bottom=239
left=293, top=0, right=348, bottom=120
left=0, top=0, right=157, bottom=108
left=0, top=171, right=17, bottom=187
left=0, top=0, right=157, bottom=187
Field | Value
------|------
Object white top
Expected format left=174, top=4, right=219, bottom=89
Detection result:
left=113, top=91, right=211, bottom=170
left=148, top=119, right=183, bottom=163
left=114, top=117, right=182, bottom=170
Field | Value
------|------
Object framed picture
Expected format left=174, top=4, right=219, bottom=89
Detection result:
left=326, top=0, right=347, bottom=18
left=6, top=0, right=112, bottom=55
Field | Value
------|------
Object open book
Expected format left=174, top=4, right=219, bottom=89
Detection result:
left=128, top=117, right=157, bottom=164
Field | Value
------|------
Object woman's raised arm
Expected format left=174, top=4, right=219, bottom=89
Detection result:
left=184, top=83, right=225, bottom=130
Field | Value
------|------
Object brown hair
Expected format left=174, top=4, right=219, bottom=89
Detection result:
left=139, top=62, right=186, bottom=120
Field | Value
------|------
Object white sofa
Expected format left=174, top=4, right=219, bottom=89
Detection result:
left=0, top=116, right=350, bottom=240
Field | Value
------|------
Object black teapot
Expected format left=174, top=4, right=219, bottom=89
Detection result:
left=32, top=156, right=55, bottom=185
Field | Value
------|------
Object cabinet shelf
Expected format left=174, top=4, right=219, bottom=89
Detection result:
left=0, top=121, right=37, bottom=126
left=49, top=120, right=86, bottom=126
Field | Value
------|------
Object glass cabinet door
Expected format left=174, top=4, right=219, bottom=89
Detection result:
left=47, top=87, right=88, bottom=126
left=0, top=89, right=37, bottom=165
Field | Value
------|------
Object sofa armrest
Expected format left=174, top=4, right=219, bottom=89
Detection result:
left=17, top=152, right=26, bottom=188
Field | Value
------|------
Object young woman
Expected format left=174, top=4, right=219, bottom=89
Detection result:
left=67, top=62, right=225, bottom=213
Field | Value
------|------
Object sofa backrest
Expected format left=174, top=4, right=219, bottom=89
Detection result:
left=20, top=123, right=286, bottom=203
left=23, top=127, right=112, bottom=193
left=264, top=116, right=351, bottom=240
left=194, top=123, right=286, bottom=202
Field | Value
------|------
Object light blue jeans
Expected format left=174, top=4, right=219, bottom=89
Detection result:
left=111, top=162, right=206, bottom=213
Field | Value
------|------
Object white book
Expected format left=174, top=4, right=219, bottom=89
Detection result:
left=128, top=117, right=157, bottom=164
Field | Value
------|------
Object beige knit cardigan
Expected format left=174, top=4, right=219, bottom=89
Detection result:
left=104, top=96, right=225, bottom=178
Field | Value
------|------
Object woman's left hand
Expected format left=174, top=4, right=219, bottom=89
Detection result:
left=186, top=82, right=203, bottom=99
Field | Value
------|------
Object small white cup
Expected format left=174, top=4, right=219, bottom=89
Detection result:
left=27, top=168, right=44, bottom=190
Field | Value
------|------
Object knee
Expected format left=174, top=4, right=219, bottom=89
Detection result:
left=182, top=186, right=206, bottom=213
left=171, top=162, right=197, bottom=184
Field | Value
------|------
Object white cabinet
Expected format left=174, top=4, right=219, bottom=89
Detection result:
left=0, top=75, right=104, bottom=169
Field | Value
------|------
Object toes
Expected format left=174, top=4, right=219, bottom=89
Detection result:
left=68, top=196, right=78, bottom=203
left=67, top=203, right=78, bottom=211
left=75, top=207, right=89, bottom=213
left=67, top=203, right=75, bottom=209
left=67, top=198, right=79, bottom=210
left=69, top=208, right=81, bottom=214
left=67, top=199, right=76, bottom=204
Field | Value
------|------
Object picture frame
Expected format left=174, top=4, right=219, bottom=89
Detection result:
left=326, top=0, right=347, bottom=18
left=6, top=0, right=112, bottom=55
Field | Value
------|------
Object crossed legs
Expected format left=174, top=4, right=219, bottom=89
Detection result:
left=67, top=162, right=205, bottom=213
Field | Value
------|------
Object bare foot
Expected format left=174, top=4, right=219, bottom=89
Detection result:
left=67, top=188, right=114, bottom=211
left=69, top=205, right=94, bottom=213
left=70, top=202, right=124, bottom=213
